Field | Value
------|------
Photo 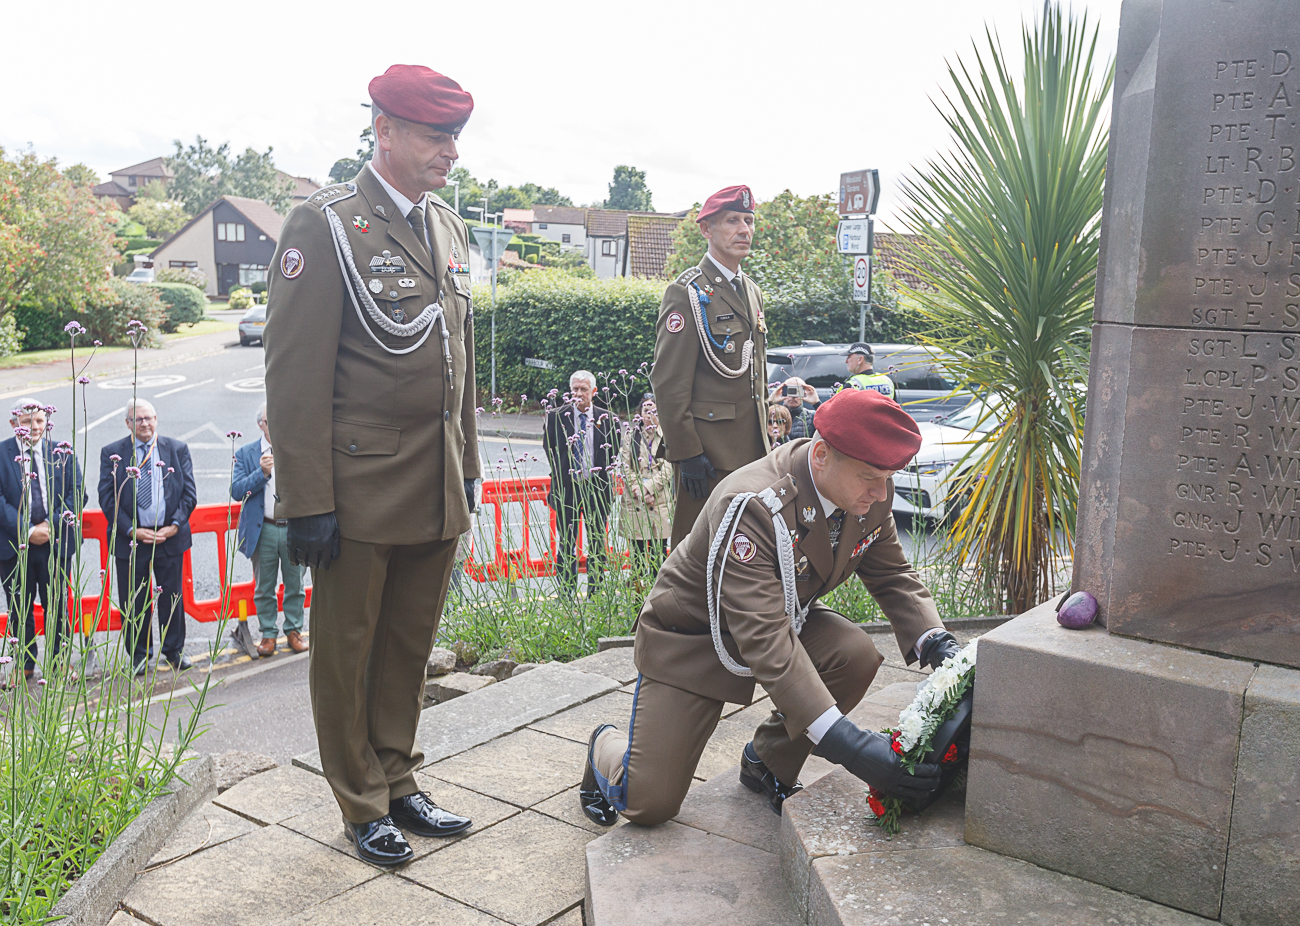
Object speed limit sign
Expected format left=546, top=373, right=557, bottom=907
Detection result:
left=852, top=255, right=871, bottom=302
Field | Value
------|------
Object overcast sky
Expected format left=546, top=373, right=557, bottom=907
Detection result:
left=2, top=0, right=1122, bottom=227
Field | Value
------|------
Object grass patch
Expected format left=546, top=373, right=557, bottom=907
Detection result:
left=163, top=317, right=235, bottom=339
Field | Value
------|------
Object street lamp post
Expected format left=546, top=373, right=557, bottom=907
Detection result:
left=470, top=218, right=510, bottom=400
left=447, top=178, right=460, bottom=215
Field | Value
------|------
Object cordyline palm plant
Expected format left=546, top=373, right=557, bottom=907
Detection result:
left=899, top=4, right=1112, bottom=613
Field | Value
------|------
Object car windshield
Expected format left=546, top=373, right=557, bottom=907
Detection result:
left=942, top=400, right=999, bottom=432
left=878, top=351, right=958, bottom=391
left=242, top=306, right=266, bottom=321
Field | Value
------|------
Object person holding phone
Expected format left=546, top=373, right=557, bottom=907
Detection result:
left=772, top=377, right=819, bottom=440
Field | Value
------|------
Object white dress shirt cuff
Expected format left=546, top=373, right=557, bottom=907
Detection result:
left=805, top=705, right=844, bottom=745
left=913, top=627, right=947, bottom=660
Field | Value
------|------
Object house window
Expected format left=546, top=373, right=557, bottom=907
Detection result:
left=239, top=263, right=268, bottom=285
left=169, top=260, right=198, bottom=269
left=562, top=233, right=571, bottom=243
left=601, top=240, right=617, bottom=256
left=538, top=223, right=548, bottom=229
left=128, top=176, right=137, bottom=188
left=217, top=222, right=245, bottom=242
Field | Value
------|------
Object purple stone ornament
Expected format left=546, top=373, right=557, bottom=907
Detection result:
left=1057, top=591, right=1098, bottom=629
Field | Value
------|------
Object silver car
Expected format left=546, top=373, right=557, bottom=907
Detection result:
left=238, top=305, right=266, bottom=346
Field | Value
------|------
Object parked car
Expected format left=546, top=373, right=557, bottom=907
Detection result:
left=238, top=305, right=267, bottom=346
left=123, top=267, right=155, bottom=284
left=765, top=341, right=967, bottom=422
left=892, top=399, right=1002, bottom=522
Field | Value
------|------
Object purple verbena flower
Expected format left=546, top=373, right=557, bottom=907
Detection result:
left=226, top=430, right=242, bottom=439
left=77, top=375, right=90, bottom=385
left=64, top=321, right=85, bottom=335
left=109, top=453, right=121, bottom=463
left=0, top=656, right=10, bottom=665
left=41, top=405, right=55, bottom=416
left=125, top=466, right=140, bottom=477
left=61, top=511, right=77, bottom=525
left=93, top=340, right=102, bottom=347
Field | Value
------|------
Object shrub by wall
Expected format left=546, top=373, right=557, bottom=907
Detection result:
left=480, top=273, right=665, bottom=405
left=148, top=282, right=207, bottom=331
left=79, top=279, right=166, bottom=347
left=12, top=300, right=69, bottom=351
left=228, top=287, right=255, bottom=310
left=156, top=266, right=208, bottom=290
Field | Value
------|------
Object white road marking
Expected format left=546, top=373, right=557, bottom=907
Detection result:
left=79, top=407, right=126, bottom=434
left=179, top=422, right=238, bottom=449
left=97, top=374, right=186, bottom=390
left=224, top=377, right=265, bottom=393
left=154, top=378, right=214, bottom=398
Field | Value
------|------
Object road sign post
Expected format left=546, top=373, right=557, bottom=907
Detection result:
left=837, top=172, right=879, bottom=341
left=471, top=224, right=515, bottom=400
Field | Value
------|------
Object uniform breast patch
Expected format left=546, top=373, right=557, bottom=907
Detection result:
left=352, top=216, right=370, bottom=233
left=666, top=312, right=685, bottom=333
left=730, top=533, right=756, bottom=563
left=280, top=248, right=304, bottom=279
left=852, top=527, right=883, bottom=559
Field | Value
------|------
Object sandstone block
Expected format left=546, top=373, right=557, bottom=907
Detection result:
left=426, top=672, right=495, bottom=703
left=470, top=658, right=518, bottom=681
left=426, top=646, right=457, bottom=676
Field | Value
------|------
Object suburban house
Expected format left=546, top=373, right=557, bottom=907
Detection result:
left=279, top=171, right=321, bottom=207
left=873, top=232, right=939, bottom=293
left=585, top=209, right=685, bottom=279
left=150, top=195, right=284, bottom=297
left=93, top=157, right=173, bottom=210
left=531, top=205, right=588, bottom=251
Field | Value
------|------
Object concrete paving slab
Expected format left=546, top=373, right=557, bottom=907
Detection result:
left=565, top=647, right=639, bottom=684
left=533, top=785, right=628, bottom=835
left=528, top=690, right=635, bottom=743
left=427, top=672, right=496, bottom=702
left=809, top=845, right=1211, bottom=926
left=108, top=913, right=151, bottom=926
left=268, top=873, right=502, bottom=926
left=213, top=765, right=336, bottom=826
left=295, top=663, right=618, bottom=775
left=672, top=766, right=782, bottom=853
left=125, top=824, right=375, bottom=926
left=405, top=811, right=598, bottom=926
left=724, top=696, right=773, bottom=729
left=585, top=820, right=797, bottom=926
left=426, top=728, right=587, bottom=808
left=281, top=773, right=518, bottom=861
left=549, top=907, right=582, bottom=926
left=147, top=802, right=258, bottom=867
left=862, top=679, right=922, bottom=711
left=694, top=716, right=757, bottom=781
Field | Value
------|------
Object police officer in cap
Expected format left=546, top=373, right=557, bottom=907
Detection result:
left=265, top=64, right=479, bottom=867
left=651, top=185, right=770, bottom=549
left=577, top=389, right=963, bottom=827
left=845, top=342, right=895, bottom=398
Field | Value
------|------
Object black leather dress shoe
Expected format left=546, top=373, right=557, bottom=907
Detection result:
left=579, top=724, right=620, bottom=826
left=343, top=815, right=413, bottom=867
left=389, top=792, right=472, bottom=838
left=739, top=742, right=803, bottom=815
left=165, top=653, right=192, bottom=671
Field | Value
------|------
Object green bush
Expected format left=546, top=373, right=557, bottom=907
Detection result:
left=148, top=282, right=208, bottom=332
left=75, top=278, right=166, bottom=347
left=0, top=312, right=25, bottom=357
left=248, top=280, right=268, bottom=294
left=11, top=300, right=69, bottom=351
left=156, top=265, right=208, bottom=290
left=228, top=287, right=255, bottom=310
left=482, top=273, right=665, bottom=406
left=121, top=236, right=161, bottom=252
left=121, top=247, right=157, bottom=263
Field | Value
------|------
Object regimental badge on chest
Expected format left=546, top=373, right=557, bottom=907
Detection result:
left=369, top=251, right=407, bottom=274
left=352, top=216, right=370, bottom=233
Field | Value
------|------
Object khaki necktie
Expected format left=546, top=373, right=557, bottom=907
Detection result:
left=407, top=204, right=430, bottom=260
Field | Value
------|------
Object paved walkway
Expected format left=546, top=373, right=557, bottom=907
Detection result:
left=117, top=636, right=935, bottom=926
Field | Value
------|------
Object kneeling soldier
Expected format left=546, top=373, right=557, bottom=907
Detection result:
left=578, top=389, right=961, bottom=825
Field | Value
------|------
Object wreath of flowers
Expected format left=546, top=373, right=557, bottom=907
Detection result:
left=866, top=637, right=979, bottom=835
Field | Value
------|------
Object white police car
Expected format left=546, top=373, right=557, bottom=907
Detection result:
left=892, top=399, right=1001, bottom=522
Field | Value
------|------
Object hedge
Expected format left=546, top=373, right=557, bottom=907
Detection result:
left=148, top=282, right=207, bottom=332
left=478, top=273, right=665, bottom=408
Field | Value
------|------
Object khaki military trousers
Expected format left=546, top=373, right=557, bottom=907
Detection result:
left=668, top=467, right=732, bottom=549
left=309, top=535, right=458, bottom=823
left=592, top=607, right=882, bottom=826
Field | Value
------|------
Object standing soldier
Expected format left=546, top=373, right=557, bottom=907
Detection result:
left=844, top=342, right=895, bottom=398
left=264, top=64, right=478, bottom=867
left=651, top=186, right=770, bottom=549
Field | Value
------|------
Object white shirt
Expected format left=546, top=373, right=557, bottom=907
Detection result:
left=260, top=435, right=276, bottom=518
left=367, top=162, right=432, bottom=253
left=706, top=252, right=744, bottom=292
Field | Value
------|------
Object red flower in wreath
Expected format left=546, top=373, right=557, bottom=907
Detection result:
left=867, top=792, right=887, bottom=817
left=890, top=732, right=904, bottom=756
left=942, top=743, right=960, bottom=764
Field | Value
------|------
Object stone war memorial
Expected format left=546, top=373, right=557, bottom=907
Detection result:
left=967, top=1, right=1300, bottom=924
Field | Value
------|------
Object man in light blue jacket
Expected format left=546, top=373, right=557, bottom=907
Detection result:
left=231, top=404, right=306, bottom=657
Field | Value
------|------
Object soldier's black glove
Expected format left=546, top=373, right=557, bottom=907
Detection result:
left=464, top=479, right=477, bottom=514
left=919, top=630, right=961, bottom=670
left=287, top=512, right=340, bottom=570
left=812, top=716, right=942, bottom=802
left=678, top=453, right=717, bottom=500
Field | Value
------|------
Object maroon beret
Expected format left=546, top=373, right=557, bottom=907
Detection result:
left=813, top=388, right=921, bottom=471
left=697, top=185, right=755, bottom=223
left=369, top=65, right=474, bottom=133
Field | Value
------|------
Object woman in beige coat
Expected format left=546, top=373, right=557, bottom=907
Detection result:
left=618, top=395, right=673, bottom=578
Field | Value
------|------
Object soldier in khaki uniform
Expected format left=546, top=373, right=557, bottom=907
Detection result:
left=578, top=389, right=963, bottom=826
left=264, top=65, right=479, bottom=867
left=651, top=185, right=770, bottom=549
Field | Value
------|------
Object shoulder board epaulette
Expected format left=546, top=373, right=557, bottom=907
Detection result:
left=308, top=182, right=357, bottom=209
left=427, top=194, right=457, bottom=216
left=676, top=267, right=703, bottom=287
left=761, top=473, right=799, bottom=511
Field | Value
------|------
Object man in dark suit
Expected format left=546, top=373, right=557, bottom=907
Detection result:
left=97, top=398, right=197, bottom=676
left=231, top=404, right=306, bottom=657
left=543, top=370, right=619, bottom=597
left=0, top=399, right=84, bottom=683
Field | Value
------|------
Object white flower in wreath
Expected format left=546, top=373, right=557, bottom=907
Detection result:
left=898, top=709, right=925, bottom=751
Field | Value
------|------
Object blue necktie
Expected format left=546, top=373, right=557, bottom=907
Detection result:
left=137, top=443, right=153, bottom=509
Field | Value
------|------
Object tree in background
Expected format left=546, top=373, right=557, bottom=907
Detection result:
left=62, top=163, right=100, bottom=188
left=329, top=125, right=374, bottom=183
left=167, top=137, right=294, bottom=215
left=0, top=147, right=118, bottom=318
left=128, top=180, right=191, bottom=240
left=430, top=167, right=574, bottom=219
left=604, top=165, right=653, bottom=211
left=664, top=191, right=917, bottom=345
left=900, top=4, right=1110, bottom=612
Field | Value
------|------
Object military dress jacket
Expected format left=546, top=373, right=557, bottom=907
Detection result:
left=633, top=439, right=943, bottom=736
left=650, top=255, right=770, bottom=471
left=264, top=167, right=480, bottom=545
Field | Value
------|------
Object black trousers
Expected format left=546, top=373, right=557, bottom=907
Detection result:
left=552, top=483, right=611, bottom=596
left=115, top=550, right=186, bottom=664
left=2, top=546, right=69, bottom=672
